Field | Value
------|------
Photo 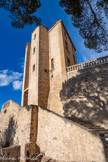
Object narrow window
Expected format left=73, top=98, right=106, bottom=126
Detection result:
left=51, top=58, right=54, bottom=69
left=33, top=64, right=35, bottom=71
left=34, top=34, right=36, bottom=40
left=33, top=47, right=35, bottom=54
left=67, top=58, right=71, bottom=66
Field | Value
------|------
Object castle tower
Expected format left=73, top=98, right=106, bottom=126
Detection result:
left=48, top=20, right=76, bottom=115
left=22, top=25, right=49, bottom=107
left=22, top=20, right=76, bottom=114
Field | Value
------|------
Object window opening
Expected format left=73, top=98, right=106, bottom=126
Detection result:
left=51, top=58, right=54, bottom=69
left=67, top=58, right=71, bottom=66
left=33, top=64, right=35, bottom=71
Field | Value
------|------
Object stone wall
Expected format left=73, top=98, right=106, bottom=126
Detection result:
left=14, top=105, right=33, bottom=159
left=36, top=107, right=106, bottom=162
left=27, top=25, right=49, bottom=108
left=48, top=61, right=108, bottom=129
left=28, top=26, right=40, bottom=106
left=0, top=100, right=20, bottom=148
left=38, top=25, right=49, bottom=108
left=48, top=21, right=77, bottom=116
left=0, top=101, right=38, bottom=160
left=62, top=22, right=76, bottom=67
left=60, top=63, right=108, bottom=128
left=48, top=21, right=64, bottom=115
left=0, top=21, right=108, bottom=162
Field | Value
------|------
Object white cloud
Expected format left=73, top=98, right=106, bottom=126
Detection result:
left=0, top=69, right=23, bottom=90
left=13, top=81, right=22, bottom=90
left=1, top=69, right=9, bottom=74
left=11, top=72, right=22, bottom=80
left=18, top=57, right=25, bottom=71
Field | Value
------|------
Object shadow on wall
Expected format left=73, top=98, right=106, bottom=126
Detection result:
left=60, top=63, right=108, bottom=126
left=1, top=117, right=17, bottom=148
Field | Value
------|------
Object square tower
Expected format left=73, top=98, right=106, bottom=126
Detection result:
left=22, top=25, right=49, bottom=108
left=22, top=20, right=77, bottom=115
left=48, top=20, right=76, bottom=115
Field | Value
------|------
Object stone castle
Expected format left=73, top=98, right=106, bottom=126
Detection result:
left=0, top=20, right=108, bottom=162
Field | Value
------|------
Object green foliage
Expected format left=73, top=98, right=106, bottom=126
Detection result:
left=60, top=0, right=108, bottom=52
left=0, top=0, right=41, bottom=28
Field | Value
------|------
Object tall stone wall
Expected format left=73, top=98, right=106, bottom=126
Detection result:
left=28, top=26, right=40, bottom=106
left=27, top=25, right=49, bottom=108
left=48, top=21, right=77, bottom=116
left=38, top=25, right=49, bottom=108
left=0, top=101, right=38, bottom=160
left=62, top=23, right=76, bottom=66
left=48, top=21, right=68, bottom=115
left=14, top=106, right=33, bottom=159
left=0, top=101, right=20, bottom=148
left=36, top=107, right=106, bottom=162
left=60, top=63, right=108, bottom=128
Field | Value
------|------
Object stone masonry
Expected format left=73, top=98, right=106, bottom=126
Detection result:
left=0, top=101, right=38, bottom=161
left=0, top=20, right=108, bottom=162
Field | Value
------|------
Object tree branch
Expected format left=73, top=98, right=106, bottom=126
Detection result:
left=86, top=0, right=100, bottom=26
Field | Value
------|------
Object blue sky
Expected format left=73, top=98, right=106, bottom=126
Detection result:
left=0, top=0, right=107, bottom=112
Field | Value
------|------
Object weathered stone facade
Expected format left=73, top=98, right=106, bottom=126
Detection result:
left=0, top=20, right=108, bottom=161
left=48, top=21, right=76, bottom=115
left=62, top=62, right=108, bottom=128
left=22, top=25, right=49, bottom=108
left=37, top=107, right=106, bottom=162
left=0, top=101, right=38, bottom=160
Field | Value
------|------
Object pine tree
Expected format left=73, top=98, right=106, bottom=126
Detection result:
left=60, top=0, right=108, bottom=52
left=0, top=0, right=41, bottom=28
